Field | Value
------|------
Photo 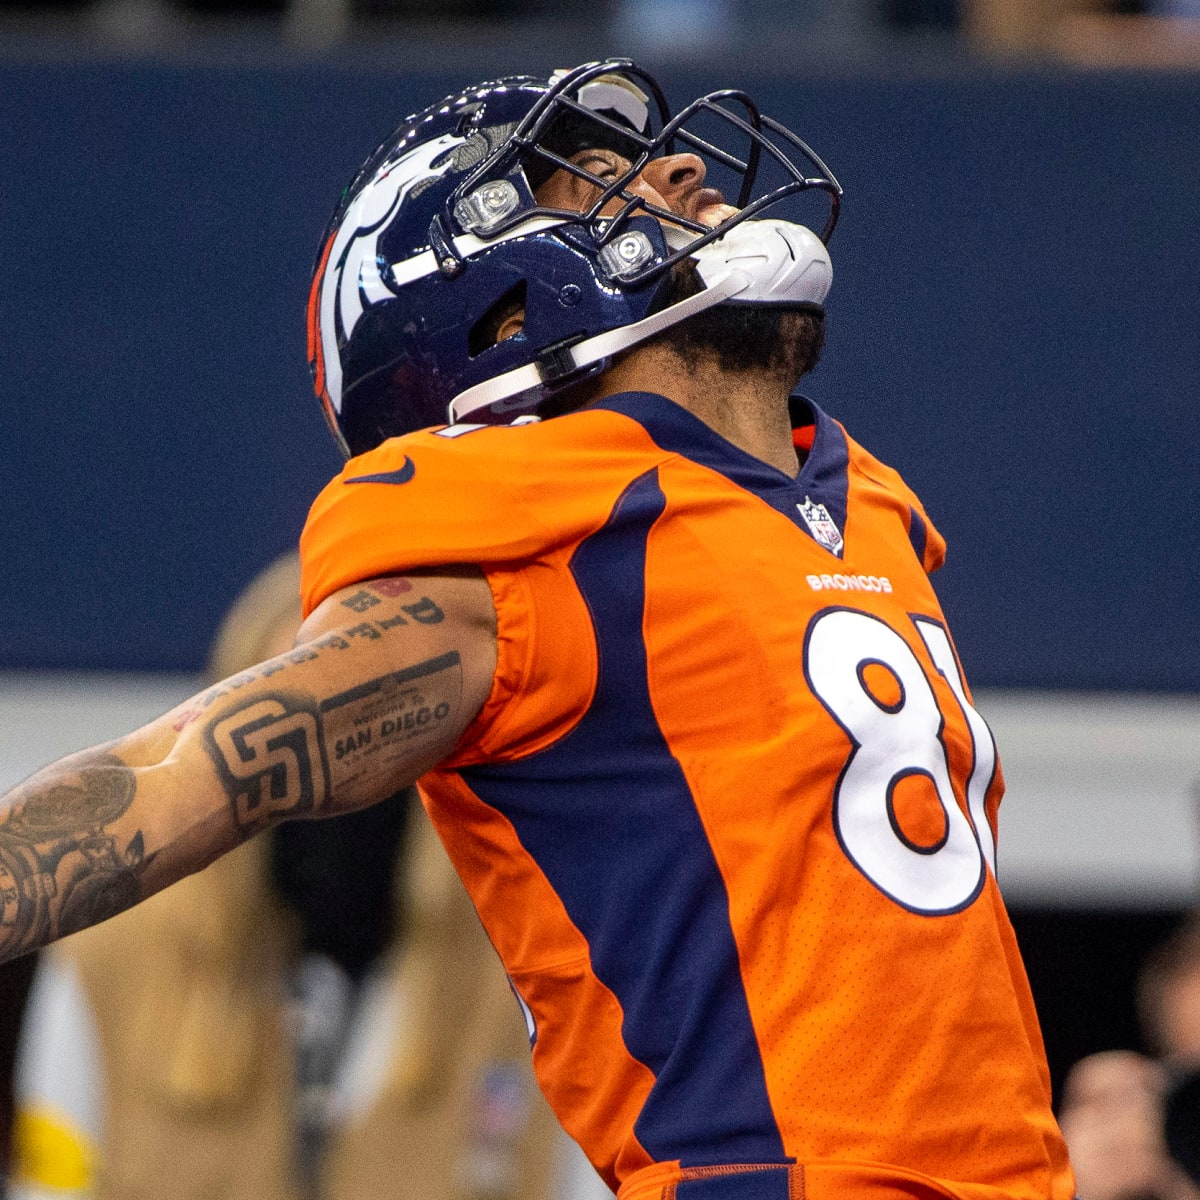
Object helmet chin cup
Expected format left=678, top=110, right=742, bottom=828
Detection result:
left=693, top=219, right=832, bottom=308
left=445, top=219, right=829, bottom=425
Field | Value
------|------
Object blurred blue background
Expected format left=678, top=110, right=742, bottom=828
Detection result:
left=2, top=1, right=1198, bottom=691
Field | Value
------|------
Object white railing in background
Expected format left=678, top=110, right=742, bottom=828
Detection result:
left=1, top=673, right=1197, bottom=909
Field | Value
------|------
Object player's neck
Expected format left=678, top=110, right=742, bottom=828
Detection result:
left=585, top=343, right=801, bottom=477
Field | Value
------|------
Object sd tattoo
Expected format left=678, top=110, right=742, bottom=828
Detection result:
left=204, top=693, right=330, bottom=830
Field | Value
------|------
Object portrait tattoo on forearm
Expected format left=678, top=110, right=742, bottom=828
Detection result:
left=0, top=753, right=145, bottom=960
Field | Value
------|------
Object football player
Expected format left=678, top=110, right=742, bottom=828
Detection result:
left=1, top=60, right=1075, bottom=1200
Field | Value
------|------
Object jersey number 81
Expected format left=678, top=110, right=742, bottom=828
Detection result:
left=804, top=608, right=998, bottom=916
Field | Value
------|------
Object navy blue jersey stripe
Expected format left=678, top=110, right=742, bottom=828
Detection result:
left=907, top=504, right=928, bottom=565
left=460, top=468, right=786, bottom=1168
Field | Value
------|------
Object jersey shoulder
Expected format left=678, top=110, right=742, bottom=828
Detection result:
left=300, top=412, right=659, bottom=615
left=840, top=424, right=947, bottom=574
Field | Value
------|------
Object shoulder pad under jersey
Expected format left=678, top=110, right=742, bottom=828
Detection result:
left=300, top=412, right=659, bottom=614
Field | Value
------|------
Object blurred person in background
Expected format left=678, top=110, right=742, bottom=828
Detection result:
left=9, top=553, right=561, bottom=1200
left=1058, top=910, right=1200, bottom=1200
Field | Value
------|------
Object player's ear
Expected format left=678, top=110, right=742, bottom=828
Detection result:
left=495, top=309, right=525, bottom=343
left=467, top=283, right=527, bottom=354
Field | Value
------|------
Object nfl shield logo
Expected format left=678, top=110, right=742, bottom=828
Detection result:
left=798, top=495, right=844, bottom=556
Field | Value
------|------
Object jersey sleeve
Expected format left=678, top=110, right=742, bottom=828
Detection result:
left=847, top=437, right=947, bottom=576
left=906, top=496, right=946, bottom=575
left=300, top=425, right=558, bottom=617
left=299, top=415, right=633, bottom=773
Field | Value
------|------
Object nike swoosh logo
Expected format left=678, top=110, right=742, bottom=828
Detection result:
left=346, top=456, right=415, bottom=485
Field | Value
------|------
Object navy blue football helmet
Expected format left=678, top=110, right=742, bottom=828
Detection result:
left=308, top=59, right=842, bottom=457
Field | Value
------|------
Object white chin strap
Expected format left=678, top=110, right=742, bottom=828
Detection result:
left=447, top=218, right=832, bottom=425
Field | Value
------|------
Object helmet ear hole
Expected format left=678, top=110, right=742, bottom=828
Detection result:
left=468, top=281, right=528, bottom=357
left=454, top=102, right=483, bottom=135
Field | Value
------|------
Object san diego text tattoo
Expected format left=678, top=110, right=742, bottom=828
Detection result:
left=202, top=650, right=462, bottom=827
left=321, top=649, right=463, bottom=787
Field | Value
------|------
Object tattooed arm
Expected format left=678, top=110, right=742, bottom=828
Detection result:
left=0, top=569, right=497, bottom=964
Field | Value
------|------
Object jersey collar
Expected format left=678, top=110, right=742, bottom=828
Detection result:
left=595, top=389, right=851, bottom=558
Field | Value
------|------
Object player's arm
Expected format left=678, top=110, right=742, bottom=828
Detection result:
left=0, top=568, right=497, bottom=965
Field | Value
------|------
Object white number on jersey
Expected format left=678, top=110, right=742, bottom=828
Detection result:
left=803, top=608, right=998, bottom=914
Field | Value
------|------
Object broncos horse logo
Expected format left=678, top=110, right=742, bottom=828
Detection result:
left=308, top=131, right=467, bottom=426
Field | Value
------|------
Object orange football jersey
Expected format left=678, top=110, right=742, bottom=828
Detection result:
left=300, top=392, right=1075, bottom=1200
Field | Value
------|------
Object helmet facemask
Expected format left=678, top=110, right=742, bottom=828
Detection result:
left=443, top=60, right=841, bottom=288
left=309, top=58, right=843, bottom=455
